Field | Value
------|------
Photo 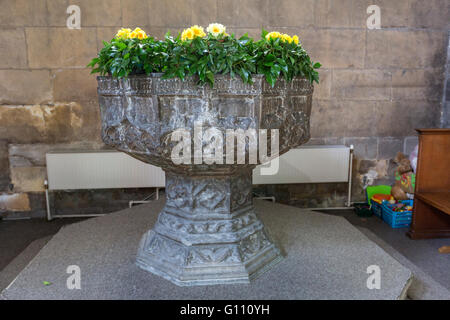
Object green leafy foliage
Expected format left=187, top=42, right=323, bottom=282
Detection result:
left=88, top=29, right=320, bottom=87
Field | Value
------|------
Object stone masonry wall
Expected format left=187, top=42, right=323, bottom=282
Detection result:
left=0, top=0, right=449, bottom=217
left=442, top=33, right=450, bottom=128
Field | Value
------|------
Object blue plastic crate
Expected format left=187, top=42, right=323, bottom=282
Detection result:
left=371, top=201, right=383, bottom=218
left=381, top=200, right=413, bottom=228
left=366, top=187, right=391, bottom=218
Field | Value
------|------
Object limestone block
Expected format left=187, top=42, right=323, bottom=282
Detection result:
left=0, top=70, right=52, bottom=105
left=310, top=100, right=345, bottom=138
left=42, top=103, right=83, bottom=143
left=313, top=69, right=331, bottom=100
left=344, top=137, right=378, bottom=160
left=300, top=29, right=365, bottom=68
left=378, top=137, right=404, bottom=159
left=218, top=0, right=268, bottom=28
left=0, top=140, right=9, bottom=190
left=26, top=27, right=97, bottom=68
left=446, top=81, right=450, bottom=102
left=70, top=101, right=102, bottom=141
left=357, top=159, right=390, bottom=186
left=391, top=69, right=445, bottom=102
left=410, top=0, right=450, bottom=29
left=366, top=30, right=447, bottom=69
left=310, top=100, right=386, bottom=138
left=96, top=27, right=119, bottom=51
left=148, top=0, right=192, bottom=27
left=374, top=100, right=441, bottom=136
left=354, top=0, right=412, bottom=28
left=78, top=0, right=122, bottom=27
left=11, top=167, right=46, bottom=192
left=314, top=0, right=361, bottom=28
left=122, top=0, right=149, bottom=27
left=0, top=193, right=30, bottom=212
left=8, top=141, right=107, bottom=169
left=46, top=0, right=69, bottom=26
left=267, top=0, right=315, bottom=27
left=0, top=105, right=46, bottom=143
left=332, top=69, right=391, bottom=100
left=52, top=69, right=97, bottom=102
left=191, top=0, right=217, bottom=26
left=443, top=101, right=450, bottom=128
left=0, top=28, right=27, bottom=68
left=0, top=0, right=47, bottom=27
left=46, top=0, right=122, bottom=27
left=0, top=103, right=100, bottom=144
left=47, top=104, right=76, bottom=140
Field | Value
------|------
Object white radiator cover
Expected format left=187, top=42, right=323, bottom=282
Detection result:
left=253, top=145, right=351, bottom=184
left=46, top=150, right=165, bottom=190
left=46, top=146, right=351, bottom=190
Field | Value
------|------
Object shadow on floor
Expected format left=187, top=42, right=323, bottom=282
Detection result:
left=0, top=218, right=85, bottom=272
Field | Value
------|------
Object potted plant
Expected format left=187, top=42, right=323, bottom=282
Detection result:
left=89, top=24, right=320, bottom=286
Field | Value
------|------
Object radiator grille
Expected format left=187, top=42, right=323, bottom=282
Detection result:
left=46, top=150, right=165, bottom=190
left=253, top=145, right=351, bottom=184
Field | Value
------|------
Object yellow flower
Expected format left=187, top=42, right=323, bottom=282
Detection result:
left=115, top=28, right=132, bottom=39
left=125, top=27, right=148, bottom=39
left=266, top=31, right=296, bottom=44
left=137, top=31, right=147, bottom=39
left=181, top=27, right=195, bottom=41
left=265, top=31, right=282, bottom=41
left=207, top=23, right=226, bottom=37
left=190, top=25, right=206, bottom=38
left=282, top=34, right=293, bottom=43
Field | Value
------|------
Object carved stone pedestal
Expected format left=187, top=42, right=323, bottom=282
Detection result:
left=136, top=171, right=282, bottom=286
left=97, top=74, right=313, bottom=286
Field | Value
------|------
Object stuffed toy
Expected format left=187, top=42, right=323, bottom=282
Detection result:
left=391, top=152, right=415, bottom=200
left=409, top=144, right=418, bottom=173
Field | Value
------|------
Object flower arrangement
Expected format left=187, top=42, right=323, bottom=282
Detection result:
left=88, top=23, right=320, bottom=87
left=116, top=27, right=148, bottom=40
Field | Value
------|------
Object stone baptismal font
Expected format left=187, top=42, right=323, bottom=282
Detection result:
left=97, top=74, right=313, bottom=286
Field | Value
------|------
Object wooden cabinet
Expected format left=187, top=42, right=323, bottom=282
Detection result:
left=407, top=129, right=450, bottom=239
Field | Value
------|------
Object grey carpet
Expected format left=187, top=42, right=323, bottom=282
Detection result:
left=357, top=227, right=450, bottom=300
left=317, top=209, right=450, bottom=291
left=1, top=199, right=412, bottom=300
